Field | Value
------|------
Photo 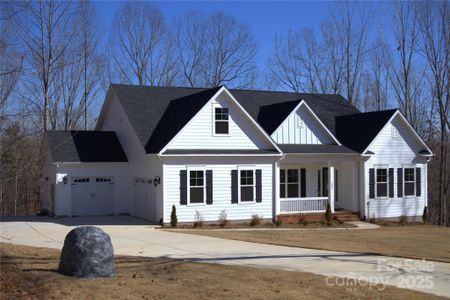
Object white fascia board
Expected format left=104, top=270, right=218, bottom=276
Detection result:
left=158, top=86, right=283, bottom=155
left=271, top=100, right=342, bottom=145
left=221, top=87, right=283, bottom=153
left=159, top=153, right=283, bottom=157
left=362, top=110, right=433, bottom=155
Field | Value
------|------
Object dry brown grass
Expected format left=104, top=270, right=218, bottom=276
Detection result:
left=0, top=243, right=443, bottom=300
left=187, top=224, right=450, bottom=263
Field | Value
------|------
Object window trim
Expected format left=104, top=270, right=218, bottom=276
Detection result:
left=375, top=166, right=389, bottom=199
left=212, top=103, right=230, bottom=136
left=279, top=169, right=302, bottom=199
left=187, top=167, right=206, bottom=206
left=238, top=166, right=256, bottom=204
left=403, top=166, right=416, bottom=198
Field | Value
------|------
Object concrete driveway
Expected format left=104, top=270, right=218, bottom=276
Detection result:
left=1, top=216, right=449, bottom=298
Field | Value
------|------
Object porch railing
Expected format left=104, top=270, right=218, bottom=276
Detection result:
left=279, top=197, right=328, bottom=214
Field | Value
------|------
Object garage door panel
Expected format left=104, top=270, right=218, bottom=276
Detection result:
left=134, top=178, right=157, bottom=221
left=71, top=177, right=115, bottom=216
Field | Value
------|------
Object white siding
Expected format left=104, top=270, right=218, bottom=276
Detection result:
left=271, top=104, right=335, bottom=144
left=167, top=91, right=273, bottom=150
left=94, top=93, right=164, bottom=221
left=55, top=163, right=129, bottom=217
left=364, top=114, right=428, bottom=219
left=162, top=157, right=276, bottom=223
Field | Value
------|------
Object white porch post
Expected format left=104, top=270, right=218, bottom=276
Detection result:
left=328, top=163, right=335, bottom=213
left=274, top=161, right=281, bottom=219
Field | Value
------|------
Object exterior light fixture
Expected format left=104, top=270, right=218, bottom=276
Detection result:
left=154, top=176, right=160, bottom=187
left=63, top=176, right=68, bottom=185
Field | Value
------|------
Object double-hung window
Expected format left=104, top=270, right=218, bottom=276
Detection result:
left=280, top=169, right=305, bottom=198
left=404, top=168, right=415, bottom=196
left=189, top=170, right=204, bottom=204
left=240, top=170, right=254, bottom=202
left=376, top=168, right=388, bottom=197
left=214, top=107, right=229, bottom=134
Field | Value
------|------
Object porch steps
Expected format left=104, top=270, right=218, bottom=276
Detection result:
left=333, top=211, right=360, bottom=222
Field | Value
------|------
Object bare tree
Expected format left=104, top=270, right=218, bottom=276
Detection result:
left=389, top=2, right=426, bottom=130
left=330, top=1, right=370, bottom=106
left=321, top=20, right=345, bottom=95
left=174, top=11, right=258, bottom=88
left=418, top=1, right=449, bottom=226
left=361, top=38, right=391, bottom=111
left=267, top=31, right=304, bottom=92
left=0, top=2, right=23, bottom=126
left=109, top=1, right=177, bottom=86
left=14, top=0, right=76, bottom=131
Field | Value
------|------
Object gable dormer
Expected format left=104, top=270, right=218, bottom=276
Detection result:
left=163, top=87, right=280, bottom=152
left=271, top=101, right=339, bottom=145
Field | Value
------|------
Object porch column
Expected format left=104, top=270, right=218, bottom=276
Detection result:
left=274, top=161, right=280, bottom=219
left=328, top=163, right=335, bottom=213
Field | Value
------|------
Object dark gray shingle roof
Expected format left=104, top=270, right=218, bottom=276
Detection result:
left=46, top=131, right=127, bottom=163
left=278, top=144, right=358, bottom=154
left=110, top=84, right=360, bottom=153
left=335, top=109, right=398, bottom=153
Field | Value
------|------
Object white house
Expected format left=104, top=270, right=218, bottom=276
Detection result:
left=42, top=85, right=433, bottom=223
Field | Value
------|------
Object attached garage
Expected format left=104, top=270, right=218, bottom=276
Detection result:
left=43, top=131, right=128, bottom=217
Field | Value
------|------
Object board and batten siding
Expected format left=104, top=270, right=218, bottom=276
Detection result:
left=271, top=103, right=335, bottom=144
left=163, top=157, right=275, bottom=223
left=167, top=91, right=273, bottom=150
left=363, top=114, right=428, bottom=219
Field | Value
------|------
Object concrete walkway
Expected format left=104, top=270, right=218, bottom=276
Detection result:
left=0, top=216, right=448, bottom=298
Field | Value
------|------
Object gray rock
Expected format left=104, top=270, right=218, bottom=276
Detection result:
left=58, top=226, right=115, bottom=278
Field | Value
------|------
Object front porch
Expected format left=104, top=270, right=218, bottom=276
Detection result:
left=275, top=155, right=360, bottom=217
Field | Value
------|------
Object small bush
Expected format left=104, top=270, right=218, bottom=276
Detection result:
left=325, top=201, right=332, bottom=226
left=422, top=207, right=428, bottom=224
left=250, top=214, right=262, bottom=226
left=170, top=205, right=178, bottom=227
left=298, top=218, right=308, bottom=226
left=36, top=209, right=49, bottom=216
left=193, top=210, right=204, bottom=228
left=218, top=210, right=228, bottom=228
left=275, top=219, right=283, bottom=227
left=399, top=215, right=408, bottom=225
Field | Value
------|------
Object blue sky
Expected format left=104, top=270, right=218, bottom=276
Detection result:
left=93, top=1, right=392, bottom=69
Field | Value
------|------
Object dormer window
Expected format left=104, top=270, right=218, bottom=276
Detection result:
left=214, top=107, right=229, bottom=134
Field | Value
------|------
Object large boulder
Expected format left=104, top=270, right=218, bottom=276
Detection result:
left=58, top=226, right=115, bottom=278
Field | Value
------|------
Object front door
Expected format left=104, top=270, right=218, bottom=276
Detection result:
left=318, top=168, right=339, bottom=205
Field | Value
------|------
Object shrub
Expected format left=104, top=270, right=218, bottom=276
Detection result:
left=218, top=210, right=228, bottom=228
left=36, top=209, right=49, bottom=216
left=250, top=214, right=262, bottom=226
left=325, top=201, right=332, bottom=226
left=170, top=205, right=178, bottom=227
left=399, top=215, right=408, bottom=225
left=275, top=219, right=283, bottom=227
left=298, top=218, right=308, bottom=226
left=422, top=207, right=428, bottom=224
left=193, top=210, right=204, bottom=228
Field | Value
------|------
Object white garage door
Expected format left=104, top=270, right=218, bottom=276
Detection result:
left=71, top=177, right=115, bottom=216
left=133, top=178, right=157, bottom=221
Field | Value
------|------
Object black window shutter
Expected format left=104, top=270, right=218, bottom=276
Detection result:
left=231, top=170, right=238, bottom=203
left=369, top=168, right=375, bottom=199
left=255, top=169, right=262, bottom=202
left=416, top=168, right=421, bottom=196
left=300, top=168, right=306, bottom=197
left=180, top=170, right=187, bottom=205
left=389, top=168, right=394, bottom=198
left=397, top=168, right=403, bottom=198
left=206, top=170, right=213, bottom=205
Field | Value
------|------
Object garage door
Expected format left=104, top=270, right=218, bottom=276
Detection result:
left=133, top=178, right=157, bottom=221
left=71, top=177, right=115, bottom=216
